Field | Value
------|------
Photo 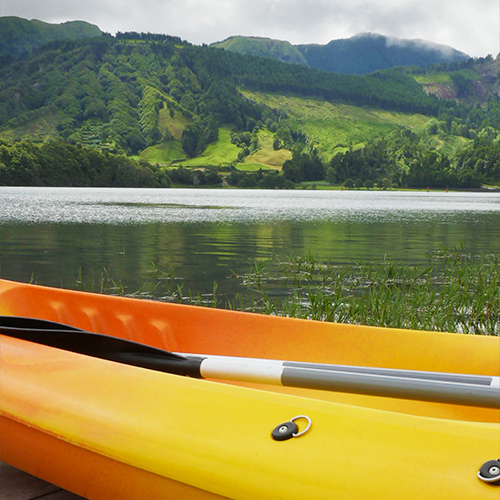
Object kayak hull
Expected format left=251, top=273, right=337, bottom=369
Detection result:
left=1, top=279, right=499, bottom=499
left=1, top=417, right=227, bottom=500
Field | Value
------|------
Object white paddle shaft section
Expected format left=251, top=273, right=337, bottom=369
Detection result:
left=181, top=353, right=500, bottom=408
left=199, top=355, right=284, bottom=385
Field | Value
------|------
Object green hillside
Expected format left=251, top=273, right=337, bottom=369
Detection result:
left=0, top=17, right=102, bottom=59
left=212, top=36, right=307, bottom=66
left=178, top=127, right=241, bottom=167
left=0, top=31, right=499, bottom=189
left=296, top=33, right=468, bottom=75
left=242, top=91, right=431, bottom=159
left=242, top=128, right=292, bottom=169
left=0, top=34, right=441, bottom=155
left=140, top=127, right=290, bottom=171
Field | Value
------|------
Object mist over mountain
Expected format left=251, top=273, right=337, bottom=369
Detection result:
left=214, top=33, right=469, bottom=75
left=0, top=16, right=468, bottom=75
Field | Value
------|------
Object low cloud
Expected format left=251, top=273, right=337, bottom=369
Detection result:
left=385, top=36, right=465, bottom=58
left=1, top=0, right=498, bottom=56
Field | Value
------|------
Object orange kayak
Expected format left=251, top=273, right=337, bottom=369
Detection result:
left=1, top=278, right=499, bottom=499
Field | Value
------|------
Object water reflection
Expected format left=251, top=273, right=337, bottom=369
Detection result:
left=1, top=187, right=499, bottom=296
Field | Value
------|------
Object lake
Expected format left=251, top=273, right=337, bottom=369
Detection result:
left=1, top=187, right=499, bottom=300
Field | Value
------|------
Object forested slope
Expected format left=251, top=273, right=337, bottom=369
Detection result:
left=0, top=33, right=441, bottom=147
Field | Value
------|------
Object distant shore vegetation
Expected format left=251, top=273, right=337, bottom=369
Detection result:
left=1, top=125, right=499, bottom=189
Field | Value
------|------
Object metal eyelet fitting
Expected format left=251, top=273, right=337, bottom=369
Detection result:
left=272, top=415, right=312, bottom=441
left=478, top=459, right=500, bottom=484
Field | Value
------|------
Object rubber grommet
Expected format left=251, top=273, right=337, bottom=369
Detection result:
left=272, top=421, right=299, bottom=441
left=478, top=459, right=500, bottom=484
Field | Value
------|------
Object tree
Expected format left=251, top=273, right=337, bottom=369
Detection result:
left=427, top=120, right=439, bottom=135
left=237, top=174, right=257, bottom=188
left=168, top=166, right=194, bottom=185
left=157, top=170, right=172, bottom=187
left=206, top=170, right=223, bottom=185
left=451, top=73, right=473, bottom=97
left=283, top=149, right=325, bottom=183
left=326, top=167, right=336, bottom=185
left=282, top=158, right=303, bottom=183
left=343, top=178, right=354, bottom=189
left=303, top=149, right=325, bottom=181
left=258, top=172, right=286, bottom=189
left=379, top=177, right=391, bottom=189
left=181, top=124, right=201, bottom=157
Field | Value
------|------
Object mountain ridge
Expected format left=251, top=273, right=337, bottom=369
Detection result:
left=211, top=36, right=308, bottom=66
left=213, top=33, right=469, bottom=74
left=0, top=16, right=102, bottom=59
left=0, top=16, right=469, bottom=75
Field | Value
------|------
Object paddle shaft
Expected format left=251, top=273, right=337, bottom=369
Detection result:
left=194, top=354, right=500, bottom=408
left=1, top=316, right=499, bottom=408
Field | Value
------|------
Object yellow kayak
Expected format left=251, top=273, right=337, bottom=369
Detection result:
left=0, top=278, right=499, bottom=499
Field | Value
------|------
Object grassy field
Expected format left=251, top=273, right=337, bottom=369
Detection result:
left=140, top=128, right=241, bottom=167
left=242, top=91, right=432, bottom=159
left=241, top=128, right=291, bottom=170
left=139, top=140, right=186, bottom=164
left=142, top=127, right=292, bottom=170
left=413, top=73, right=452, bottom=84
left=181, top=128, right=241, bottom=167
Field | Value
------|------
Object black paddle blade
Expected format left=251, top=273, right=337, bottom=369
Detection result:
left=0, top=316, right=204, bottom=377
left=0, top=315, right=84, bottom=331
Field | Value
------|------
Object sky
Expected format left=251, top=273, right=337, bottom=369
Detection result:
left=1, top=0, right=499, bottom=57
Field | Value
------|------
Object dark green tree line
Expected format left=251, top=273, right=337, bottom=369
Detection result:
left=0, top=141, right=171, bottom=187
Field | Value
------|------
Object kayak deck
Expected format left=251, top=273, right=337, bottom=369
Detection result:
left=1, top=279, right=499, bottom=500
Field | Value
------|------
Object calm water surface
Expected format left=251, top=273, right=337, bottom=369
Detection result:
left=1, top=187, right=499, bottom=298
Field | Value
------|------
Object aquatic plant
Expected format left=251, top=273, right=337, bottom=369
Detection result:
left=235, top=249, right=500, bottom=335
left=73, top=249, right=499, bottom=335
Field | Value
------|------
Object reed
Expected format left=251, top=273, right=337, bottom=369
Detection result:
left=235, top=249, right=500, bottom=335
left=74, top=249, right=499, bottom=335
